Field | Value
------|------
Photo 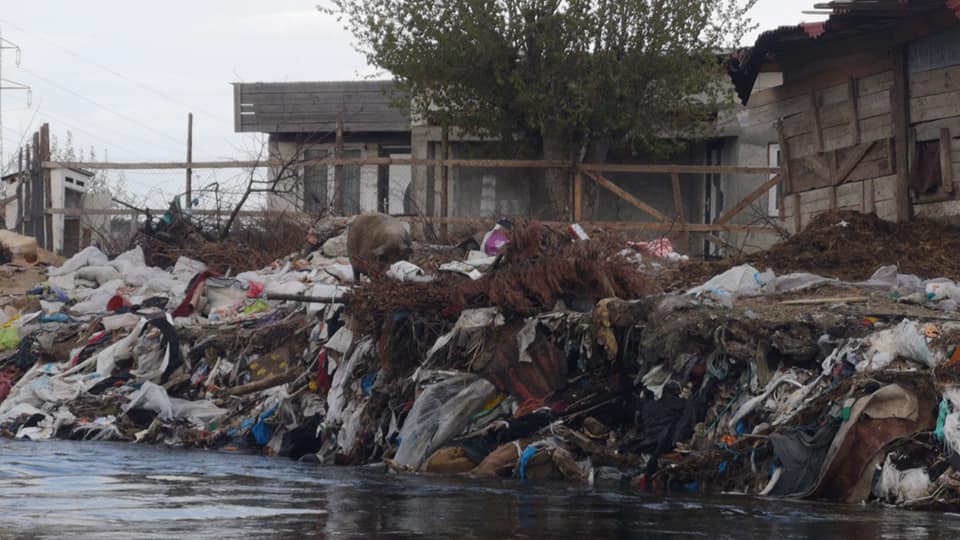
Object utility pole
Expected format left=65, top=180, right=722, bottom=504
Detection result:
left=0, top=27, right=31, bottom=176
left=186, top=112, right=193, bottom=208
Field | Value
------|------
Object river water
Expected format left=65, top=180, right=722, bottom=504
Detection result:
left=1, top=439, right=959, bottom=539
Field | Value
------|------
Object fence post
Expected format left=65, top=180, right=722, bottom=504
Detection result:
left=334, top=115, right=344, bottom=215
left=440, top=125, right=449, bottom=241
left=573, top=167, right=583, bottom=222
left=186, top=112, right=193, bottom=207
left=40, top=124, right=53, bottom=251
left=671, top=172, right=687, bottom=252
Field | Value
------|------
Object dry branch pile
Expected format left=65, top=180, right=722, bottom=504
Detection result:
left=346, top=221, right=658, bottom=333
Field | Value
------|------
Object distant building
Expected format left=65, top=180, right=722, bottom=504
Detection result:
left=233, top=80, right=412, bottom=216
left=2, top=167, right=111, bottom=256
left=234, top=74, right=784, bottom=255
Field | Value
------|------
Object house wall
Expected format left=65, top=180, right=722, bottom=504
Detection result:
left=740, top=35, right=898, bottom=233
left=50, top=169, right=66, bottom=254
left=4, top=193, right=16, bottom=230
left=745, top=22, right=960, bottom=232
left=905, top=25, right=960, bottom=222
left=269, top=140, right=382, bottom=215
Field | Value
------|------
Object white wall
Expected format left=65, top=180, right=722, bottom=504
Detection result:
left=270, top=141, right=384, bottom=215
left=51, top=169, right=66, bottom=254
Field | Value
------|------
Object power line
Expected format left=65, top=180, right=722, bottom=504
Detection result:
left=32, top=106, right=155, bottom=160
left=0, top=16, right=231, bottom=124
left=16, top=65, right=195, bottom=155
left=0, top=26, right=31, bottom=175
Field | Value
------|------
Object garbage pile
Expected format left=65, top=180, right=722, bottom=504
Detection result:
left=4, top=211, right=960, bottom=510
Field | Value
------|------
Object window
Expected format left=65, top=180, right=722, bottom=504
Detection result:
left=767, top=143, right=781, bottom=217
left=303, top=149, right=328, bottom=215
left=342, top=149, right=362, bottom=216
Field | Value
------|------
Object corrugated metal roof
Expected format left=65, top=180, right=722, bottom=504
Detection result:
left=728, top=0, right=955, bottom=104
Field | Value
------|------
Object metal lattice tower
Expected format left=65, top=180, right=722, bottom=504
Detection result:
left=0, top=27, right=32, bottom=175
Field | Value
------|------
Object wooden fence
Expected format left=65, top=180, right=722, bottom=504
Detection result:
left=38, top=157, right=781, bottom=237
left=6, top=122, right=782, bottom=254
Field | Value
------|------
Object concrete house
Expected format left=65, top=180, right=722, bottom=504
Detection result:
left=728, top=0, right=960, bottom=232
left=233, top=80, right=413, bottom=216
left=3, top=167, right=111, bottom=256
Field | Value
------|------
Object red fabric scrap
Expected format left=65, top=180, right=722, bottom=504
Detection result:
left=172, top=271, right=217, bottom=318
left=316, top=349, right=332, bottom=393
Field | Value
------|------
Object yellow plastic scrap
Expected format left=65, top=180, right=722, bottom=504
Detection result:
left=0, top=326, right=20, bottom=350
left=242, top=299, right=271, bottom=316
left=0, top=313, right=20, bottom=329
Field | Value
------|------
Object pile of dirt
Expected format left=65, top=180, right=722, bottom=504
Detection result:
left=671, top=210, right=960, bottom=288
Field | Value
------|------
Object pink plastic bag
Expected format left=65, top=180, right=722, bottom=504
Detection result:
left=483, top=228, right=510, bottom=256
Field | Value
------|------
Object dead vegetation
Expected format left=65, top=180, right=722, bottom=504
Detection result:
left=671, top=210, right=960, bottom=289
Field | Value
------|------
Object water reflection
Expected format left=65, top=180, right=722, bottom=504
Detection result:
left=0, top=439, right=958, bottom=539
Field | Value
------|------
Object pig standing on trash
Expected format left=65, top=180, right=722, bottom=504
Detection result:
left=347, top=212, right=413, bottom=277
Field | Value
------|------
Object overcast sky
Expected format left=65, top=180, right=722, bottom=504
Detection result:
left=0, top=0, right=825, bottom=205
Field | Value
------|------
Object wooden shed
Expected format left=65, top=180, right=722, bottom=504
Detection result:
left=729, top=0, right=960, bottom=232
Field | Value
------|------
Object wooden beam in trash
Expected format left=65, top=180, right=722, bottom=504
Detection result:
left=266, top=293, right=346, bottom=304
left=714, top=174, right=782, bottom=225
left=780, top=296, right=869, bottom=306
left=583, top=171, right=668, bottom=222
left=222, top=368, right=303, bottom=396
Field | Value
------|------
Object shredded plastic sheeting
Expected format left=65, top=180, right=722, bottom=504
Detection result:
left=394, top=373, right=497, bottom=469
left=859, top=320, right=942, bottom=371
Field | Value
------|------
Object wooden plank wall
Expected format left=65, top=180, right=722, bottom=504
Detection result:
left=909, top=63, right=960, bottom=185
left=782, top=175, right=898, bottom=233
left=779, top=69, right=895, bottom=194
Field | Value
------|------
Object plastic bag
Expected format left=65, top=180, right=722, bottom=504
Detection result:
left=172, top=256, right=207, bottom=280
left=0, top=327, right=20, bottom=350
left=49, top=246, right=109, bottom=277
left=858, top=320, right=941, bottom=371
left=75, top=266, right=122, bottom=286
left=774, top=272, right=835, bottom=293
left=873, top=454, right=931, bottom=504
left=70, top=279, right=124, bottom=315
left=393, top=373, right=497, bottom=469
left=387, top=261, right=433, bottom=282
left=688, top=265, right=772, bottom=297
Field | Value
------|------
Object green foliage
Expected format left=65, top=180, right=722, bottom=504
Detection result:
left=326, top=0, right=757, bottom=159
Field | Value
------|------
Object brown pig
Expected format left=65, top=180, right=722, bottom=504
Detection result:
left=346, top=212, right=413, bottom=276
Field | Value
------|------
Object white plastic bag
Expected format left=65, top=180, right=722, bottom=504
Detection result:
left=688, top=265, right=770, bottom=297
left=393, top=373, right=497, bottom=469
left=49, top=246, right=109, bottom=277
left=858, top=320, right=941, bottom=371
